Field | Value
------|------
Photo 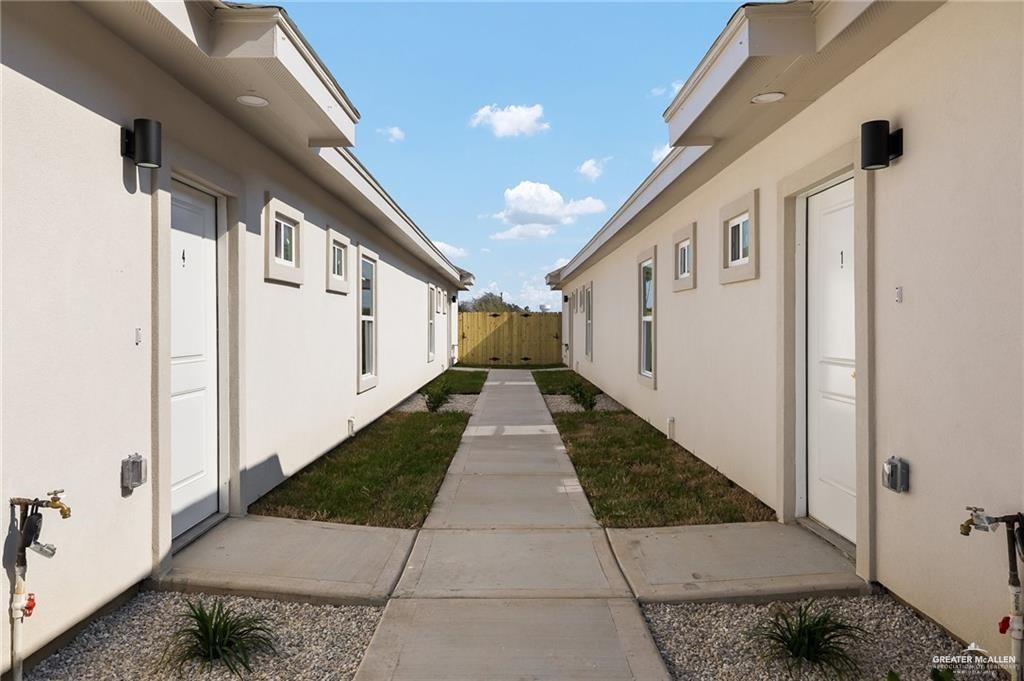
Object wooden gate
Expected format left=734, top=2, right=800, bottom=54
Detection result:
left=458, top=312, right=562, bottom=365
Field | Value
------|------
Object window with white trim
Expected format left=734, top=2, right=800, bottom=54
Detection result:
left=584, top=286, right=593, bottom=359
left=331, top=240, right=346, bottom=278
left=427, top=286, right=436, bottom=362
left=360, top=255, right=377, bottom=380
left=728, top=212, right=750, bottom=266
left=639, top=259, right=654, bottom=377
left=274, top=218, right=296, bottom=266
left=677, top=239, right=691, bottom=278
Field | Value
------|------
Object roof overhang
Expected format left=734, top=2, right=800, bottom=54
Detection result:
left=555, top=0, right=941, bottom=285
left=81, top=0, right=469, bottom=288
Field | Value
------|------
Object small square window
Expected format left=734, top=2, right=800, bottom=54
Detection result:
left=728, top=213, right=750, bottom=266
left=264, top=196, right=304, bottom=286
left=275, top=218, right=296, bottom=266
left=677, top=239, right=691, bottom=278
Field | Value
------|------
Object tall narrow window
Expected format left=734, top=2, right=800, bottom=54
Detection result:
left=639, top=259, right=654, bottom=377
left=274, top=218, right=296, bottom=266
left=360, top=256, right=376, bottom=379
left=728, top=212, right=750, bottom=266
left=427, top=286, right=436, bottom=362
left=585, top=286, right=593, bottom=359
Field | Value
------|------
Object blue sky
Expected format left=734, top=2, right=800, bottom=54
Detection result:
left=283, top=2, right=737, bottom=309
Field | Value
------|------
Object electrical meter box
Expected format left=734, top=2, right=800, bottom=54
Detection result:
left=882, top=456, right=909, bottom=493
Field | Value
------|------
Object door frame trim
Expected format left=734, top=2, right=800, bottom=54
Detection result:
left=776, top=140, right=876, bottom=581
left=151, top=147, right=247, bottom=575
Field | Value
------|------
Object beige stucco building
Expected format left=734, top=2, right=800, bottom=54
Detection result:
left=1, top=1, right=471, bottom=671
left=549, top=0, right=1022, bottom=658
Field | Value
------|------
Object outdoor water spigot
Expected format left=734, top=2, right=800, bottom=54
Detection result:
left=962, top=506, right=999, bottom=535
left=47, top=489, right=71, bottom=519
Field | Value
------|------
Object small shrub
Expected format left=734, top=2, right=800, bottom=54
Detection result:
left=750, top=602, right=866, bottom=679
left=566, top=377, right=599, bottom=411
left=421, top=379, right=452, bottom=412
left=163, top=599, right=276, bottom=678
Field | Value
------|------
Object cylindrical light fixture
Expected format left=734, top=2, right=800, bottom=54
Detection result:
left=861, top=120, right=903, bottom=170
left=121, top=118, right=162, bottom=168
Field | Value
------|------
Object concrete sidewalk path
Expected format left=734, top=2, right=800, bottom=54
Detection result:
left=154, top=515, right=414, bottom=605
left=354, top=369, right=671, bottom=681
left=608, top=522, right=868, bottom=603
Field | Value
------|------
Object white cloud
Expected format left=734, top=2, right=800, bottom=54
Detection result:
left=434, top=241, right=468, bottom=259
left=651, top=143, right=672, bottom=164
left=493, top=181, right=605, bottom=230
left=490, top=224, right=555, bottom=241
left=650, top=80, right=685, bottom=98
left=376, top=126, right=405, bottom=143
left=576, top=157, right=611, bottom=182
left=470, top=104, right=550, bottom=138
left=480, top=247, right=491, bottom=253
left=549, top=257, right=570, bottom=269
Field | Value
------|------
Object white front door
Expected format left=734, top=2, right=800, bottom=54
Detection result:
left=170, top=181, right=219, bottom=538
left=806, top=178, right=856, bottom=542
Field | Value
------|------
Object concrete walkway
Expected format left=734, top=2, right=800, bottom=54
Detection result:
left=354, top=369, right=671, bottom=680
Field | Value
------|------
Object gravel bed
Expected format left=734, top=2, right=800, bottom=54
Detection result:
left=27, top=591, right=381, bottom=681
left=642, top=595, right=978, bottom=681
left=392, top=393, right=478, bottom=413
left=543, top=394, right=625, bottom=413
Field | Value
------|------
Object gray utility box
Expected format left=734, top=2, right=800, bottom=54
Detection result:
left=121, top=453, right=147, bottom=494
left=882, top=456, right=910, bottom=493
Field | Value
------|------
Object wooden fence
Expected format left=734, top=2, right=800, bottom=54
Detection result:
left=458, top=312, right=562, bottom=366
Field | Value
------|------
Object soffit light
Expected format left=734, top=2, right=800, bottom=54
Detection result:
left=236, top=93, right=269, bottom=107
left=751, top=91, right=785, bottom=104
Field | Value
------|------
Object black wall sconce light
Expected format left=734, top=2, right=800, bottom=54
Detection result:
left=861, top=120, right=903, bottom=170
left=563, top=295, right=569, bottom=303
left=451, top=294, right=457, bottom=303
left=121, top=118, right=162, bottom=169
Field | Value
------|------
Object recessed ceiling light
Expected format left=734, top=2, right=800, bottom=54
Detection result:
left=236, top=93, right=269, bottom=107
left=751, top=91, right=785, bottom=104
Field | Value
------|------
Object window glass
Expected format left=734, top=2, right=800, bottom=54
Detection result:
left=361, top=320, right=374, bottom=374
left=641, top=263, right=654, bottom=316
left=728, top=213, right=750, bottom=265
left=275, top=219, right=295, bottom=264
left=332, top=241, right=345, bottom=278
left=678, top=240, right=691, bottom=277
left=361, top=258, right=374, bottom=316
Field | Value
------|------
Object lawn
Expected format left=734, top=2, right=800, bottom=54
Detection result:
left=422, top=368, right=488, bottom=394
left=552, top=411, right=775, bottom=527
left=249, top=412, right=469, bottom=528
left=457, top=362, right=565, bottom=370
left=531, top=369, right=600, bottom=395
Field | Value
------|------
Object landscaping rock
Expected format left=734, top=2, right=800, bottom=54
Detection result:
left=27, top=590, right=381, bottom=681
left=642, top=595, right=981, bottom=681
left=393, top=393, right=478, bottom=413
left=543, top=394, right=624, bottom=413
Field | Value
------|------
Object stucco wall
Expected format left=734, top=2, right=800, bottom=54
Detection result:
left=1, top=2, right=452, bottom=667
left=562, top=1, right=1022, bottom=654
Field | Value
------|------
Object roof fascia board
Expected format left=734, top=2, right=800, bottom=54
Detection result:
left=558, top=144, right=710, bottom=282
